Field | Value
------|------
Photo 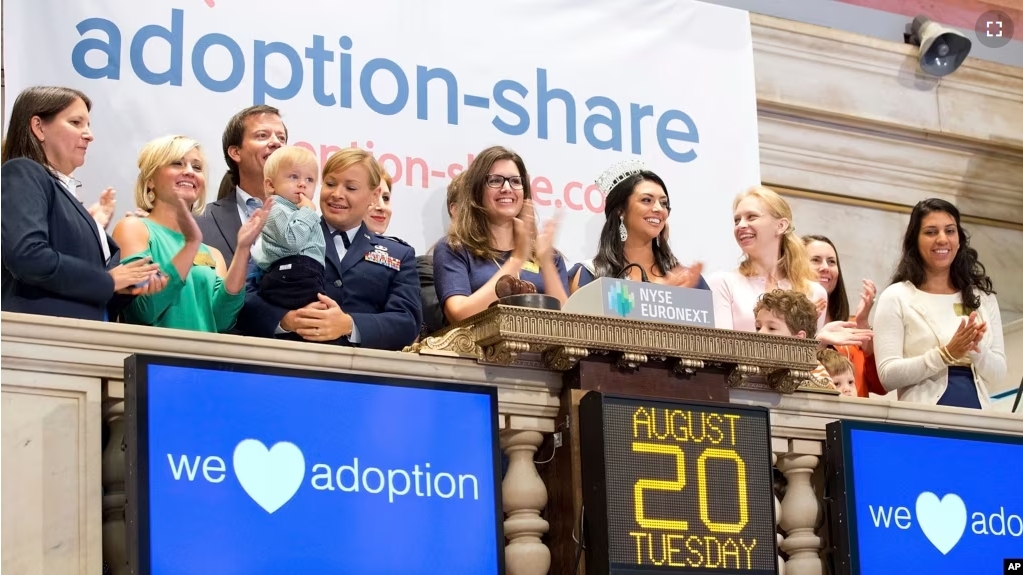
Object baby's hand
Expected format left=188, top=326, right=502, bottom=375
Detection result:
left=298, top=193, right=317, bottom=212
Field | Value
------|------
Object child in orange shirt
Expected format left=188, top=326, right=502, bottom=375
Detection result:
left=818, top=349, right=857, bottom=397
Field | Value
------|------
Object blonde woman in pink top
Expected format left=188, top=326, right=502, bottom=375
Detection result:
left=709, top=186, right=827, bottom=332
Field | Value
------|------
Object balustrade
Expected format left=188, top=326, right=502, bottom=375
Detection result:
left=5, top=313, right=1021, bottom=574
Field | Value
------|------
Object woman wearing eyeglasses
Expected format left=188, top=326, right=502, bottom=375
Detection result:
left=433, top=145, right=567, bottom=323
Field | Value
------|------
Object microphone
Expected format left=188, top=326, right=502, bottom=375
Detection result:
left=1012, top=374, right=1023, bottom=413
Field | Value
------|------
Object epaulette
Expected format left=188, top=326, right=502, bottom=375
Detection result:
left=376, top=234, right=411, bottom=247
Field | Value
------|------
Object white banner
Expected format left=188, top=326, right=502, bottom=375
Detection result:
left=4, top=0, right=759, bottom=273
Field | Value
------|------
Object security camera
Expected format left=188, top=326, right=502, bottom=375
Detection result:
left=905, top=15, right=972, bottom=77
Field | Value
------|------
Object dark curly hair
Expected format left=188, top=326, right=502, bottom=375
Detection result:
left=754, top=289, right=819, bottom=338
left=891, top=198, right=994, bottom=311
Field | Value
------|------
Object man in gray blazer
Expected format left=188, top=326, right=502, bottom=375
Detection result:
left=197, top=105, right=288, bottom=266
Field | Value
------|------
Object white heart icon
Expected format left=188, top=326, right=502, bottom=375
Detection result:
left=915, top=492, right=967, bottom=555
left=232, top=439, right=305, bottom=514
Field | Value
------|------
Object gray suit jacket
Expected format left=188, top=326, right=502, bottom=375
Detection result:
left=196, top=191, right=241, bottom=267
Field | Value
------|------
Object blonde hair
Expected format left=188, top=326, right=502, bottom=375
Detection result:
left=375, top=163, right=393, bottom=191
left=264, top=145, right=318, bottom=183
left=135, top=135, right=207, bottom=214
left=322, top=148, right=382, bottom=190
left=817, top=348, right=854, bottom=377
left=735, top=186, right=816, bottom=296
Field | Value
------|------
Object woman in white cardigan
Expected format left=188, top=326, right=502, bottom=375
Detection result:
left=873, top=199, right=1005, bottom=409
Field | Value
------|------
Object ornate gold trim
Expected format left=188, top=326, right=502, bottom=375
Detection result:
left=616, top=352, right=648, bottom=371
left=408, top=306, right=820, bottom=394
left=543, top=346, right=589, bottom=371
left=483, top=340, right=530, bottom=365
left=728, top=365, right=762, bottom=388
left=403, top=327, right=479, bottom=359
left=673, top=358, right=705, bottom=377
left=797, top=375, right=842, bottom=395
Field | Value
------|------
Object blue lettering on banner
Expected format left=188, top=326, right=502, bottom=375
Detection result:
left=70, top=8, right=700, bottom=163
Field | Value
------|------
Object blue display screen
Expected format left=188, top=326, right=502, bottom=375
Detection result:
left=135, top=362, right=502, bottom=575
left=843, top=425, right=1023, bottom=575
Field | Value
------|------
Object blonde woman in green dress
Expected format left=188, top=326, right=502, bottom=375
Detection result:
left=112, top=135, right=271, bottom=332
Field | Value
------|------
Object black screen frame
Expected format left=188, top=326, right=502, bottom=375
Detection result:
left=579, top=392, right=779, bottom=575
left=824, top=419, right=1023, bottom=575
left=124, top=353, right=506, bottom=575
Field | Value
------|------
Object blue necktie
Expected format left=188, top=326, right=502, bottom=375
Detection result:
left=245, top=197, right=263, bottom=218
left=334, top=229, right=351, bottom=249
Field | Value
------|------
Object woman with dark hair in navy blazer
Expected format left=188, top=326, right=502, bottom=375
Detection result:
left=1, top=86, right=166, bottom=321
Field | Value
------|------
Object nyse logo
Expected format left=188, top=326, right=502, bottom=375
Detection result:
left=868, top=491, right=1021, bottom=555
left=607, top=282, right=635, bottom=316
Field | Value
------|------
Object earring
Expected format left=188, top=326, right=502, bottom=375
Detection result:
left=619, top=217, right=628, bottom=242
left=146, top=189, right=155, bottom=203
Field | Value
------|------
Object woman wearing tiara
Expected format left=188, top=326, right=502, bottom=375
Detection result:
left=569, top=160, right=707, bottom=292
left=433, top=146, right=568, bottom=323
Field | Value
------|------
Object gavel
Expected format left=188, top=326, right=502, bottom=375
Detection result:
left=495, top=274, right=538, bottom=298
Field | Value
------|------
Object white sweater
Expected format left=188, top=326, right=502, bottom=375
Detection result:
left=872, top=281, right=1005, bottom=407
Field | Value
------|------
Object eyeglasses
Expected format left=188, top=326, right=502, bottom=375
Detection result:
left=485, top=174, right=524, bottom=190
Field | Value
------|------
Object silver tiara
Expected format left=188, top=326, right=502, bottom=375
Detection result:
left=595, top=159, right=647, bottom=197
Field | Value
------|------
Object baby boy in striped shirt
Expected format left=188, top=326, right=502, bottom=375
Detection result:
left=250, top=146, right=327, bottom=310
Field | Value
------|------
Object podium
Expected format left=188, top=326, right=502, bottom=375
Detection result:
left=406, top=303, right=833, bottom=574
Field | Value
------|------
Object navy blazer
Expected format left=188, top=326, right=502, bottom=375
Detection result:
left=1, top=158, right=128, bottom=321
left=237, top=221, right=423, bottom=351
left=416, top=254, right=446, bottom=337
left=196, top=191, right=241, bottom=266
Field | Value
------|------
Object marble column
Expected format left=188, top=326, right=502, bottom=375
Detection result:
left=777, top=452, right=822, bottom=575
left=500, top=430, right=551, bottom=575
left=773, top=452, right=785, bottom=575
left=102, top=400, right=128, bottom=575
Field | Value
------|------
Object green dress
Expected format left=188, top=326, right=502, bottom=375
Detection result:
left=120, top=219, right=244, bottom=333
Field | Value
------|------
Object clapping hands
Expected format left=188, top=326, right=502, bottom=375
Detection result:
left=945, top=311, right=986, bottom=358
left=513, top=199, right=562, bottom=265
left=237, top=197, right=273, bottom=249
left=818, top=321, right=873, bottom=348
left=88, top=187, right=117, bottom=229
left=665, top=262, right=705, bottom=288
left=853, top=279, right=877, bottom=329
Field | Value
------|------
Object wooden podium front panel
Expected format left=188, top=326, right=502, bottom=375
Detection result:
left=566, top=356, right=730, bottom=403
left=543, top=359, right=731, bottom=574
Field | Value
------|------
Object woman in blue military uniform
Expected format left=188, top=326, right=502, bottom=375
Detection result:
left=237, top=148, right=422, bottom=351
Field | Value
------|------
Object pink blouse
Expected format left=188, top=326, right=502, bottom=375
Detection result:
left=708, top=270, right=827, bottom=333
